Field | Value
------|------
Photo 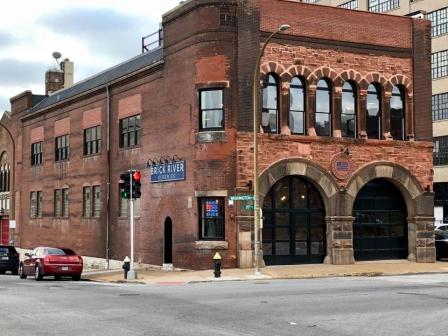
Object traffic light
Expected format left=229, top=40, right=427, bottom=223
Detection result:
left=132, top=171, right=142, bottom=199
left=119, top=172, right=131, bottom=199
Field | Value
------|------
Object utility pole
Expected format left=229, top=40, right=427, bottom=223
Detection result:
left=127, top=170, right=137, bottom=280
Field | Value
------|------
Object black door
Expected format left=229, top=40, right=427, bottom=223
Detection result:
left=353, top=179, right=408, bottom=261
left=164, top=217, right=173, bottom=264
left=262, top=176, right=326, bottom=265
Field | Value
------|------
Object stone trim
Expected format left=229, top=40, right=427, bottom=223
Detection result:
left=195, top=240, right=228, bottom=250
left=195, top=190, right=228, bottom=197
left=195, top=131, right=227, bottom=143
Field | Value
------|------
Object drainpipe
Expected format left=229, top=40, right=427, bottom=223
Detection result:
left=106, top=85, right=111, bottom=269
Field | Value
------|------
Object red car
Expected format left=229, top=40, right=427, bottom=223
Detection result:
left=19, top=247, right=83, bottom=281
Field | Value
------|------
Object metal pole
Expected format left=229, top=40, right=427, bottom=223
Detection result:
left=253, top=25, right=289, bottom=276
left=128, top=170, right=136, bottom=280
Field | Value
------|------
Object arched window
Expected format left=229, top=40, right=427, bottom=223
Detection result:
left=390, top=86, right=405, bottom=140
left=315, top=79, right=331, bottom=136
left=366, top=83, right=381, bottom=139
left=262, top=74, right=279, bottom=133
left=289, top=77, right=305, bottom=135
left=341, top=82, right=356, bottom=138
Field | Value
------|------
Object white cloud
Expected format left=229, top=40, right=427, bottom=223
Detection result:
left=0, top=0, right=181, bottom=112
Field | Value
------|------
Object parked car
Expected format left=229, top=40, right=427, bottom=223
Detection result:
left=0, top=245, right=19, bottom=275
left=19, top=247, right=83, bottom=281
left=435, top=224, right=448, bottom=232
left=435, top=230, right=448, bottom=260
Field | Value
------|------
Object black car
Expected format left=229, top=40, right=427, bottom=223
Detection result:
left=0, top=245, right=19, bottom=275
left=435, top=230, right=448, bottom=260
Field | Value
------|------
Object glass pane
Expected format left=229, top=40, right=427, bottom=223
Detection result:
left=367, top=84, right=380, bottom=139
left=263, top=75, right=278, bottom=110
left=341, top=114, right=356, bottom=138
left=275, top=242, right=290, bottom=255
left=311, top=242, right=324, bottom=255
left=290, top=81, right=304, bottom=111
left=292, top=178, right=307, bottom=209
left=262, top=243, right=272, bottom=256
left=391, top=225, right=405, bottom=237
left=316, top=86, right=330, bottom=113
left=309, top=188, right=323, bottom=209
left=263, top=194, right=273, bottom=209
left=275, top=227, right=290, bottom=240
left=263, top=227, right=273, bottom=241
left=274, top=179, right=289, bottom=209
left=289, top=111, right=304, bottom=134
left=261, top=109, right=278, bottom=133
left=315, top=113, right=330, bottom=136
left=275, top=212, right=289, bottom=226
left=294, top=214, right=308, bottom=227
left=295, top=226, right=307, bottom=240
left=310, top=227, right=324, bottom=241
left=295, top=242, right=307, bottom=255
left=202, top=109, right=223, bottom=129
left=310, top=212, right=324, bottom=226
left=201, top=90, right=223, bottom=109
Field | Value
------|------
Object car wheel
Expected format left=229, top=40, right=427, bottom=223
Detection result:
left=54, top=275, right=61, bottom=281
left=34, top=265, right=43, bottom=281
left=19, top=264, right=27, bottom=279
left=72, top=274, right=81, bottom=281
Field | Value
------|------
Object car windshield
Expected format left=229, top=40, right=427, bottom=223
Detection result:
left=436, top=230, right=448, bottom=239
left=46, top=248, right=76, bottom=256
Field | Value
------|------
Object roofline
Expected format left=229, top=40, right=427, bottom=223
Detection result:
left=22, top=60, right=164, bottom=121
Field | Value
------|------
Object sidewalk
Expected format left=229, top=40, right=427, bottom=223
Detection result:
left=82, top=260, right=448, bottom=284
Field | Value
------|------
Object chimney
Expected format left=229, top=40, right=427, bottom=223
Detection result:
left=45, top=57, right=74, bottom=95
left=61, top=58, right=74, bottom=88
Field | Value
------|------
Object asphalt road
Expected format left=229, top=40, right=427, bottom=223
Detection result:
left=1, top=273, right=448, bottom=336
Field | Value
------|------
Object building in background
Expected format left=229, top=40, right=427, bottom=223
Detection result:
left=3, top=0, right=435, bottom=269
left=300, top=0, right=448, bottom=225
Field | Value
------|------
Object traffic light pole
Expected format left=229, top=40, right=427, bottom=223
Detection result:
left=127, top=170, right=137, bottom=280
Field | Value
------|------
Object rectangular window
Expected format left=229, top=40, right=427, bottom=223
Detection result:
left=199, top=197, right=225, bottom=240
left=55, top=134, right=70, bottom=161
left=338, top=0, right=358, bottom=10
left=83, top=126, right=101, bottom=156
left=54, top=189, right=62, bottom=217
left=199, top=89, right=224, bottom=131
left=434, top=136, right=448, bottom=166
left=432, top=50, right=448, bottom=79
left=368, top=0, right=399, bottom=13
left=31, top=142, right=43, bottom=166
left=119, top=115, right=141, bottom=149
left=433, top=93, right=448, bottom=121
left=30, top=191, right=42, bottom=218
left=426, top=7, right=448, bottom=38
left=62, top=188, right=69, bottom=218
left=83, top=187, right=91, bottom=218
left=93, top=185, right=101, bottom=218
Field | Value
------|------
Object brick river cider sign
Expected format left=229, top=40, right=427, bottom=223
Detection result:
left=150, top=160, right=186, bottom=183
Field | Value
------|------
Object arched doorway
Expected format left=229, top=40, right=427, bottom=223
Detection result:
left=353, top=178, right=408, bottom=261
left=262, top=176, right=326, bottom=265
left=164, top=217, right=173, bottom=264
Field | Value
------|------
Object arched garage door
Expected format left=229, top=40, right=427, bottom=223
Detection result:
left=262, top=176, right=326, bottom=265
left=353, top=178, right=408, bottom=261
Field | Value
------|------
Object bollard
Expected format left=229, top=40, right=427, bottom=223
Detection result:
left=122, top=256, right=131, bottom=279
left=213, top=252, right=221, bottom=278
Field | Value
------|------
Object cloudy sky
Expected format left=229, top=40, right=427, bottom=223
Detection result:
left=0, top=0, right=181, bottom=113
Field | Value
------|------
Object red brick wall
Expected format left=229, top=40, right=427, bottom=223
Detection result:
left=236, top=132, right=434, bottom=190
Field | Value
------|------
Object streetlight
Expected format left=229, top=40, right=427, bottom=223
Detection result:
left=253, top=24, right=290, bottom=276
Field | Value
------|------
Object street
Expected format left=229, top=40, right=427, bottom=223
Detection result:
left=1, top=274, right=447, bottom=336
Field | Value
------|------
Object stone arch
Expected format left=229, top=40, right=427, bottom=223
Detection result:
left=389, top=74, right=413, bottom=97
left=258, top=157, right=339, bottom=216
left=281, top=65, right=316, bottom=85
left=311, top=66, right=338, bottom=86
left=335, top=70, right=363, bottom=90
left=345, top=161, right=424, bottom=218
left=260, top=62, right=286, bottom=78
left=364, top=72, right=389, bottom=91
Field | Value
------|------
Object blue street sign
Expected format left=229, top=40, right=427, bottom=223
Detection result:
left=150, top=160, right=186, bottom=183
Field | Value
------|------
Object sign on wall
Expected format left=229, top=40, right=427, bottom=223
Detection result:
left=330, top=152, right=352, bottom=180
left=150, top=160, right=186, bottom=183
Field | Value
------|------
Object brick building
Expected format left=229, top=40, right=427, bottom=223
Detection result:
left=2, top=0, right=435, bottom=269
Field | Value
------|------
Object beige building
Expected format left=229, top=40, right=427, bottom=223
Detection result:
left=302, top=0, right=448, bottom=224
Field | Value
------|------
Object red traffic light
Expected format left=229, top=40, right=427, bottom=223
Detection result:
left=133, top=171, right=141, bottom=181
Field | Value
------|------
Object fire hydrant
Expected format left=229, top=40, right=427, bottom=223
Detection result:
left=213, top=252, right=221, bottom=278
left=122, top=256, right=131, bottom=279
